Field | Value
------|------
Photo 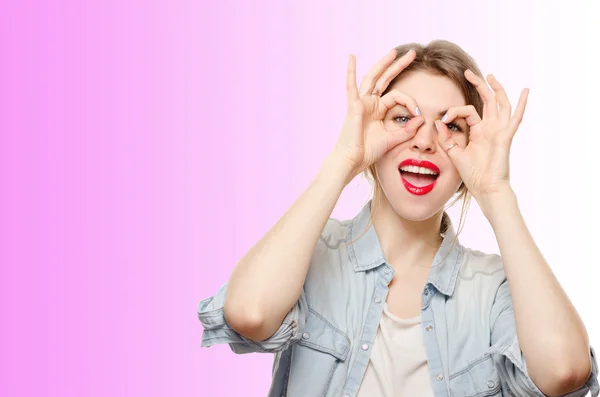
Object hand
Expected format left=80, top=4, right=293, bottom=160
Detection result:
left=435, top=70, right=529, bottom=208
left=333, top=49, right=425, bottom=180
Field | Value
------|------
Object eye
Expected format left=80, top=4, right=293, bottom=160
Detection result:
left=393, top=115, right=411, bottom=124
left=447, top=122, right=463, bottom=132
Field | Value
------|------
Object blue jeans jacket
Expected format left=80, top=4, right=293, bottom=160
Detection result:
left=198, top=201, right=599, bottom=397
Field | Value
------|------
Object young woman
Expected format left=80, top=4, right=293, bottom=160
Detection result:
left=197, top=41, right=599, bottom=397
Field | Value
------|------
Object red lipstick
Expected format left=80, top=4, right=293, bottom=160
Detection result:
left=398, top=159, right=440, bottom=196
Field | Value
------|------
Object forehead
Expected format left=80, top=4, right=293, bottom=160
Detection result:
left=389, top=71, right=466, bottom=109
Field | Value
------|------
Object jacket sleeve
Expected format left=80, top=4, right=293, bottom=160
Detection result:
left=197, top=282, right=308, bottom=354
left=489, top=279, right=599, bottom=397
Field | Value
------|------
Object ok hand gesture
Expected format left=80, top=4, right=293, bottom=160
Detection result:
left=435, top=70, right=529, bottom=208
left=334, top=49, right=425, bottom=180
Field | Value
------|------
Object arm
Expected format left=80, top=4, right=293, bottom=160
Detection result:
left=436, top=70, right=596, bottom=396
left=224, top=153, right=352, bottom=342
left=224, top=49, right=423, bottom=342
left=482, top=188, right=592, bottom=396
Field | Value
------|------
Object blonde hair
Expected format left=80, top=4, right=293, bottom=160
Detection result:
left=352, top=40, right=485, bottom=249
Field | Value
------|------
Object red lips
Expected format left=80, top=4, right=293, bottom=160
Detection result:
left=398, top=159, right=440, bottom=174
left=398, top=159, right=440, bottom=196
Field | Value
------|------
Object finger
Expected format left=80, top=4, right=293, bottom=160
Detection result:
left=358, top=49, right=398, bottom=97
left=508, top=88, right=530, bottom=134
left=380, top=89, right=420, bottom=116
left=486, top=74, right=511, bottom=122
left=346, top=54, right=359, bottom=102
left=441, top=105, right=481, bottom=127
left=435, top=120, right=463, bottom=161
left=404, top=115, right=425, bottom=135
left=465, top=69, right=497, bottom=120
left=372, top=49, right=416, bottom=95
left=385, top=116, right=424, bottom=149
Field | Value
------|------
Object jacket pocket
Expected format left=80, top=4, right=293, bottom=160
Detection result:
left=286, top=308, right=350, bottom=397
left=449, top=354, right=501, bottom=397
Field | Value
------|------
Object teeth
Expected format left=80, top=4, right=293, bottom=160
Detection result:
left=400, top=165, right=438, bottom=175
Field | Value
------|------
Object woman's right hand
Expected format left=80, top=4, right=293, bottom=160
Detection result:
left=333, top=48, right=425, bottom=180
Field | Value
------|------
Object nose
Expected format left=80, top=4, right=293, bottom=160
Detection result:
left=409, top=121, right=437, bottom=153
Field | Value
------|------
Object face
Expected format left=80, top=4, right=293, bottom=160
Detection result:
left=374, top=71, right=469, bottom=222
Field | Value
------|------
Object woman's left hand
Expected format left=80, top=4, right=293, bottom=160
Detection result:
left=435, top=70, right=529, bottom=210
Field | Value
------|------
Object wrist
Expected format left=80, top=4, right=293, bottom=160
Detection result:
left=323, top=151, right=361, bottom=187
left=478, top=186, right=519, bottom=224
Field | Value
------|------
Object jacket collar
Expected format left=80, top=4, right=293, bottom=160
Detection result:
left=347, top=200, right=463, bottom=297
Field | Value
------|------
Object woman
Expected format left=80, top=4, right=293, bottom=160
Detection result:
left=197, top=41, right=599, bottom=397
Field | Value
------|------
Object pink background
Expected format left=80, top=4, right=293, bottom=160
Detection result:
left=1, top=1, right=598, bottom=396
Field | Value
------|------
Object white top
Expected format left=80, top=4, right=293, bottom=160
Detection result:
left=356, top=302, right=435, bottom=397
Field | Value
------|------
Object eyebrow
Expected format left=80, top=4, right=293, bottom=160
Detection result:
left=397, top=105, right=464, bottom=121
left=395, top=105, right=448, bottom=116
left=437, top=109, right=468, bottom=123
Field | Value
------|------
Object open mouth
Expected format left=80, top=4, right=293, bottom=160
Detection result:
left=398, top=159, right=440, bottom=196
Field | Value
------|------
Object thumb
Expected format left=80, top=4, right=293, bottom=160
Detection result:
left=405, top=116, right=425, bottom=135
left=435, top=120, right=463, bottom=163
left=386, top=116, right=424, bottom=148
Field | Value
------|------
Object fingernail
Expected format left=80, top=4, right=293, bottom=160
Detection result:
left=441, top=114, right=447, bottom=122
left=434, top=121, right=439, bottom=132
left=418, top=119, right=425, bottom=128
left=415, top=106, right=421, bottom=116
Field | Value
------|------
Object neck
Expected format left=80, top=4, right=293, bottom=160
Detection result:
left=371, top=194, right=444, bottom=271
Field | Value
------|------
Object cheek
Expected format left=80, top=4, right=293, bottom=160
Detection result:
left=374, top=157, right=392, bottom=178
left=442, top=161, right=464, bottom=189
left=374, top=149, right=402, bottom=181
left=447, top=167, right=462, bottom=183
left=454, top=133, right=468, bottom=148
left=377, top=143, right=405, bottom=166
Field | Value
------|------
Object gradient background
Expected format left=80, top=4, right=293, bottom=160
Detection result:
left=1, top=0, right=598, bottom=396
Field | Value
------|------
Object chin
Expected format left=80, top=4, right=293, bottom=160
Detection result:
left=382, top=188, right=446, bottom=222
left=388, top=200, right=444, bottom=222
left=377, top=170, right=461, bottom=222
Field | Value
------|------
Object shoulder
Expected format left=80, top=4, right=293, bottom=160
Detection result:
left=309, top=217, right=353, bottom=262
left=317, top=217, right=351, bottom=250
left=459, top=246, right=506, bottom=280
left=303, top=217, right=356, bottom=315
left=449, top=246, right=513, bottom=326
left=454, top=246, right=508, bottom=300
left=306, top=216, right=354, bottom=283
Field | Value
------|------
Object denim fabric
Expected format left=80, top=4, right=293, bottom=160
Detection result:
left=198, top=201, right=599, bottom=397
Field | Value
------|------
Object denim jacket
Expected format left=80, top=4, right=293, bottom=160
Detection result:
left=198, top=201, right=599, bottom=397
